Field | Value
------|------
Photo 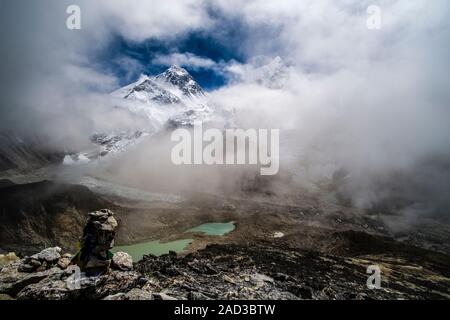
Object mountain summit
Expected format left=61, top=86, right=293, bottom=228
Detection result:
left=122, top=78, right=183, bottom=105
left=155, top=65, right=205, bottom=98
left=112, top=66, right=205, bottom=104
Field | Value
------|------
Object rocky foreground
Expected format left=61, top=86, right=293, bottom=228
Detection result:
left=1, top=209, right=450, bottom=300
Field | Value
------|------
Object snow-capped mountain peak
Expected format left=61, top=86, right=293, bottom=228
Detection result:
left=228, top=56, right=289, bottom=89
left=107, top=66, right=217, bottom=137
left=67, top=66, right=231, bottom=162
left=155, top=65, right=205, bottom=98
left=125, top=78, right=184, bottom=105
left=256, top=56, right=289, bottom=89
left=166, top=65, right=190, bottom=76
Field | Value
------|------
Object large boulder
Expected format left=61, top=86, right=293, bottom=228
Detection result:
left=31, top=247, right=61, bottom=263
left=0, top=261, right=64, bottom=296
left=72, top=209, right=118, bottom=276
left=57, top=254, right=73, bottom=270
left=112, top=252, right=133, bottom=271
left=17, top=247, right=62, bottom=273
left=16, top=270, right=142, bottom=300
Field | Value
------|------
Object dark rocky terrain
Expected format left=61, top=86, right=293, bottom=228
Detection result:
left=135, top=241, right=450, bottom=300
left=1, top=238, right=449, bottom=300
left=0, top=179, right=449, bottom=300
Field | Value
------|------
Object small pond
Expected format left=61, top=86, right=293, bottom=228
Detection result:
left=185, top=222, right=236, bottom=236
left=112, top=239, right=193, bottom=262
left=113, top=222, right=236, bottom=262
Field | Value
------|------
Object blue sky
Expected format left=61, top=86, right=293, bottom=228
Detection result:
left=91, top=3, right=289, bottom=91
left=98, top=30, right=248, bottom=90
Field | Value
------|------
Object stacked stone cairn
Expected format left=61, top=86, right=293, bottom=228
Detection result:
left=72, top=209, right=119, bottom=276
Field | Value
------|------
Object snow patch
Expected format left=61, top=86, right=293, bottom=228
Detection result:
left=63, top=154, right=90, bottom=165
left=273, top=232, right=285, bottom=238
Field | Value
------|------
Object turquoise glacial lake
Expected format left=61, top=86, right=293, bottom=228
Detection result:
left=185, top=222, right=236, bottom=236
left=113, top=222, right=236, bottom=262
left=112, top=239, right=193, bottom=262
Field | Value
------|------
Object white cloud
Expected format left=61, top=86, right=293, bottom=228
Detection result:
left=205, top=0, right=450, bottom=215
left=152, top=53, right=217, bottom=70
left=83, top=0, right=212, bottom=42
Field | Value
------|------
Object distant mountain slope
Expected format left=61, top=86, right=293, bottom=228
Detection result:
left=0, top=180, right=110, bottom=255
left=112, top=75, right=185, bottom=106
left=0, top=133, right=64, bottom=172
